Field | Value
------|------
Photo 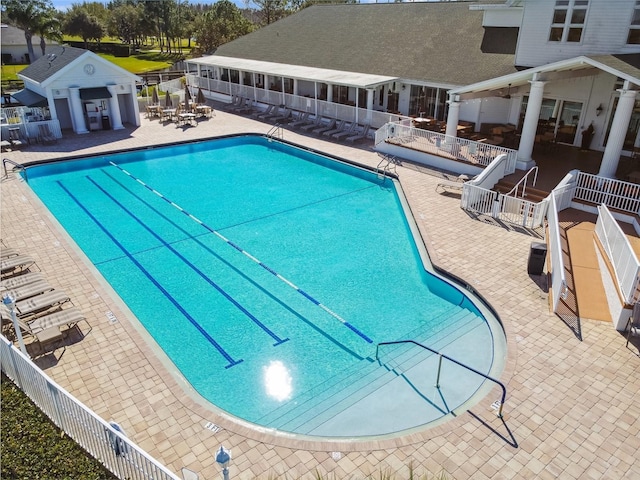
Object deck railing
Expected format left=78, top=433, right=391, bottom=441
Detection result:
left=595, top=204, right=640, bottom=305
left=548, top=193, right=568, bottom=312
left=574, top=172, right=640, bottom=216
left=0, top=336, right=180, bottom=480
left=375, top=122, right=518, bottom=173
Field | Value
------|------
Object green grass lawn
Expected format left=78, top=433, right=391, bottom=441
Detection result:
left=0, top=373, right=117, bottom=479
left=1, top=47, right=186, bottom=83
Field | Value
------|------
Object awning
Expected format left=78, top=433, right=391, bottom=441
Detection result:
left=189, top=55, right=398, bottom=89
left=10, top=89, right=48, bottom=108
left=79, top=87, right=112, bottom=101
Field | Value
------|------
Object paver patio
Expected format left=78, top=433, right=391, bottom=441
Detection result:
left=1, top=109, right=638, bottom=479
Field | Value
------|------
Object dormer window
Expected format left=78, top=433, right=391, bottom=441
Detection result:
left=628, top=1, right=640, bottom=44
left=549, top=0, right=589, bottom=43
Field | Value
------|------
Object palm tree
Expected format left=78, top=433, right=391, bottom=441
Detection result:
left=2, top=0, right=58, bottom=63
left=34, top=8, right=63, bottom=56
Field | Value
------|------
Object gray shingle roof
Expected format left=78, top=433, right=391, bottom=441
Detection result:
left=18, top=46, right=88, bottom=83
left=214, top=2, right=518, bottom=86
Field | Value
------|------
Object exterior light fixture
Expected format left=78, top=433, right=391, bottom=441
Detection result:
left=215, top=446, right=231, bottom=480
left=596, top=104, right=603, bottom=116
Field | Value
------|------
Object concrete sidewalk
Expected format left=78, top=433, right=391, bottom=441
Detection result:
left=1, top=110, right=638, bottom=480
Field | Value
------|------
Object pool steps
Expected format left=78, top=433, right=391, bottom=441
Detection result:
left=257, top=306, right=486, bottom=431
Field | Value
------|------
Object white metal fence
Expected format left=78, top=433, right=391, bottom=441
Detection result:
left=548, top=193, right=568, bottom=312
left=1, top=105, right=62, bottom=143
left=0, top=336, right=180, bottom=480
left=574, top=172, right=640, bottom=216
left=595, top=205, right=640, bottom=305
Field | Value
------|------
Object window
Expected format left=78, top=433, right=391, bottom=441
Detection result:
left=628, top=1, right=640, bottom=44
left=549, top=0, right=589, bottom=43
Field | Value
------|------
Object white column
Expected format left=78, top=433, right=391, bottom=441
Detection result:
left=517, top=80, right=546, bottom=168
left=129, top=83, right=141, bottom=127
left=445, top=97, right=460, bottom=138
left=327, top=83, right=333, bottom=103
left=68, top=87, right=88, bottom=134
left=366, top=88, right=374, bottom=123
left=107, top=85, right=124, bottom=130
left=599, top=89, right=638, bottom=178
left=293, top=79, right=299, bottom=96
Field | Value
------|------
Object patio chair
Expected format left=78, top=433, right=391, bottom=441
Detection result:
left=312, top=118, right=336, bottom=135
left=331, top=122, right=358, bottom=140
left=38, top=124, right=57, bottom=144
left=271, top=108, right=292, bottom=123
left=253, top=105, right=275, bottom=119
left=626, top=302, right=640, bottom=349
left=322, top=119, right=346, bottom=137
left=2, top=280, right=54, bottom=302
left=435, top=173, right=471, bottom=195
left=1, top=254, right=36, bottom=277
left=8, top=128, right=25, bottom=148
left=224, top=95, right=242, bottom=111
left=346, top=124, right=371, bottom=143
left=0, top=271, right=45, bottom=290
left=0, top=247, right=19, bottom=259
left=288, top=111, right=310, bottom=127
left=261, top=106, right=285, bottom=121
left=13, top=289, right=71, bottom=318
left=299, top=116, right=325, bottom=132
left=4, top=306, right=89, bottom=354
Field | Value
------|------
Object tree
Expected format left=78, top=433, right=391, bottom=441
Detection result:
left=194, top=0, right=254, bottom=54
left=108, top=4, right=142, bottom=45
left=63, top=5, right=105, bottom=48
left=250, top=0, right=289, bottom=26
left=1, top=0, right=59, bottom=63
left=34, top=8, right=63, bottom=56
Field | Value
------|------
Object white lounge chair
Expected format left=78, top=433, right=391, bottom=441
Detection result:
left=1, top=254, right=36, bottom=276
left=0, top=272, right=45, bottom=290
left=38, top=124, right=57, bottom=144
left=14, top=289, right=71, bottom=318
left=254, top=105, right=276, bottom=119
left=2, top=280, right=54, bottom=302
left=435, top=174, right=471, bottom=195
left=332, top=122, right=358, bottom=139
left=312, top=118, right=336, bottom=135
left=346, top=124, right=370, bottom=143
left=299, top=116, right=325, bottom=131
left=288, top=112, right=310, bottom=127
left=322, top=120, right=346, bottom=137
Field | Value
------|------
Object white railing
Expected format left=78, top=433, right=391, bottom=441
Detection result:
left=184, top=74, right=409, bottom=129
left=574, top=172, right=640, bottom=215
left=548, top=193, right=568, bottom=312
left=461, top=184, right=498, bottom=216
left=377, top=122, right=518, bottom=173
left=595, top=205, right=640, bottom=305
left=496, top=194, right=548, bottom=228
left=0, top=336, right=180, bottom=480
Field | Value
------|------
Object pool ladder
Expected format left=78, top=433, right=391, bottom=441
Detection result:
left=266, top=124, right=284, bottom=141
left=376, top=339, right=507, bottom=418
left=376, top=153, right=399, bottom=179
left=2, top=158, right=26, bottom=180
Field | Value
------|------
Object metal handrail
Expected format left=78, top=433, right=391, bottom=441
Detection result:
left=2, top=158, right=25, bottom=179
left=376, top=339, right=507, bottom=417
left=266, top=124, right=283, bottom=140
left=506, top=166, right=538, bottom=199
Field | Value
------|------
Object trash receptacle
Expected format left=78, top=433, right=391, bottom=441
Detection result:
left=101, top=115, right=111, bottom=130
left=527, top=241, right=547, bottom=275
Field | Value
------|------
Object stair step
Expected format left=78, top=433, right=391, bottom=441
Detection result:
left=257, top=307, right=483, bottom=432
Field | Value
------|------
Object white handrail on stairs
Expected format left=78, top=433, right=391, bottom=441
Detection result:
left=506, top=166, right=538, bottom=199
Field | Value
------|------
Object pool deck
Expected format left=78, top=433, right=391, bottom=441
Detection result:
left=1, top=110, right=639, bottom=479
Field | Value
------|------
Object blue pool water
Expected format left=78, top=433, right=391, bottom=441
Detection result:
left=26, top=135, right=503, bottom=437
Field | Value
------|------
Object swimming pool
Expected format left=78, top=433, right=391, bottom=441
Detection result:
left=25, top=135, right=505, bottom=438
